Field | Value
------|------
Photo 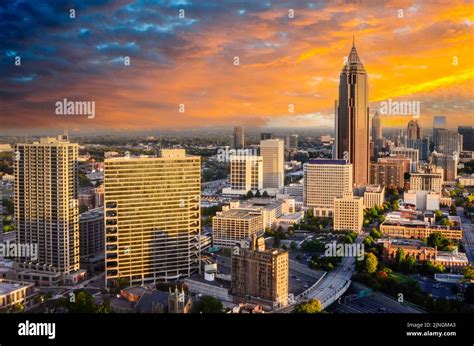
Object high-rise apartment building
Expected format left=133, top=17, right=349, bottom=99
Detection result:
left=232, top=126, right=245, bottom=149
left=303, top=159, right=353, bottom=217
left=222, top=155, right=263, bottom=195
left=104, top=149, right=201, bottom=286
left=79, top=207, right=104, bottom=258
left=335, top=40, right=369, bottom=185
left=260, top=139, right=285, bottom=191
left=333, top=192, right=364, bottom=232
left=370, top=161, right=404, bottom=188
left=231, top=235, right=288, bottom=308
left=371, top=111, right=382, bottom=140
left=14, top=136, right=80, bottom=275
left=407, top=120, right=422, bottom=140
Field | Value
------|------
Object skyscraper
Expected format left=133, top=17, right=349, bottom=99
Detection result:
left=104, top=149, right=201, bottom=286
left=14, top=136, right=80, bottom=275
left=222, top=155, right=263, bottom=195
left=432, top=152, right=458, bottom=182
left=433, top=129, right=463, bottom=155
left=260, top=139, right=285, bottom=190
left=371, top=111, right=382, bottom=140
left=335, top=39, right=369, bottom=185
left=433, top=115, right=446, bottom=148
left=303, top=159, right=353, bottom=218
left=260, top=133, right=275, bottom=140
left=458, top=126, right=474, bottom=151
left=232, top=126, right=245, bottom=149
left=285, top=134, right=298, bottom=151
left=407, top=120, right=422, bottom=140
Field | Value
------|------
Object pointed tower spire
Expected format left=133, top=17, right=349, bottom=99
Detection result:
left=352, top=34, right=355, bottom=47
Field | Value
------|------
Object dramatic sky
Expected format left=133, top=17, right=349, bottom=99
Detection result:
left=0, top=0, right=473, bottom=133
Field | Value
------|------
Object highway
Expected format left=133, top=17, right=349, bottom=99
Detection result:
left=458, top=206, right=474, bottom=264
left=277, top=233, right=366, bottom=312
left=304, top=234, right=365, bottom=308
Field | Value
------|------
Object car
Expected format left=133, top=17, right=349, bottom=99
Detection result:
left=291, top=275, right=297, bottom=279
left=296, top=278, right=301, bottom=282
left=377, top=307, right=387, bottom=312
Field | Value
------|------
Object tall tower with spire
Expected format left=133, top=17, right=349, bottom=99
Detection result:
left=335, top=38, right=370, bottom=185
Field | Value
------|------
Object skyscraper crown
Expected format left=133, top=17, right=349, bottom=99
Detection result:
left=343, top=37, right=365, bottom=72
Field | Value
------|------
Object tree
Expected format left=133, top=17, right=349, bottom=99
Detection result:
left=2, top=198, right=13, bottom=214
left=362, top=253, right=378, bottom=274
left=440, top=218, right=453, bottom=227
left=262, top=191, right=269, bottom=198
left=246, top=190, right=254, bottom=199
left=395, top=248, right=405, bottom=271
left=192, top=296, right=223, bottom=313
left=363, top=235, right=374, bottom=246
left=449, top=204, right=457, bottom=216
left=404, top=255, right=417, bottom=273
left=293, top=299, right=322, bottom=313
left=462, top=266, right=474, bottom=281
left=254, top=190, right=261, bottom=198
left=422, top=260, right=445, bottom=274
left=434, top=210, right=444, bottom=222
left=290, top=241, right=297, bottom=250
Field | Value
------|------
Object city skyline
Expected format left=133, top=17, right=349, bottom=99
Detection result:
left=0, top=1, right=473, bottom=133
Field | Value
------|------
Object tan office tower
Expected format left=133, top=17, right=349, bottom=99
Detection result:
left=223, top=155, right=263, bottom=195
left=371, top=111, right=382, bottom=140
left=407, top=120, right=422, bottom=140
left=303, top=159, right=353, bottom=217
left=14, top=136, right=80, bottom=275
left=231, top=235, right=288, bottom=308
left=104, top=149, right=200, bottom=286
left=335, top=39, right=370, bottom=186
left=260, top=139, right=285, bottom=190
left=333, top=192, right=364, bottom=232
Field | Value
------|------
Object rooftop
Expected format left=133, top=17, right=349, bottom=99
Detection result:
left=215, top=209, right=262, bottom=220
left=307, top=159, right=348, bottom=165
